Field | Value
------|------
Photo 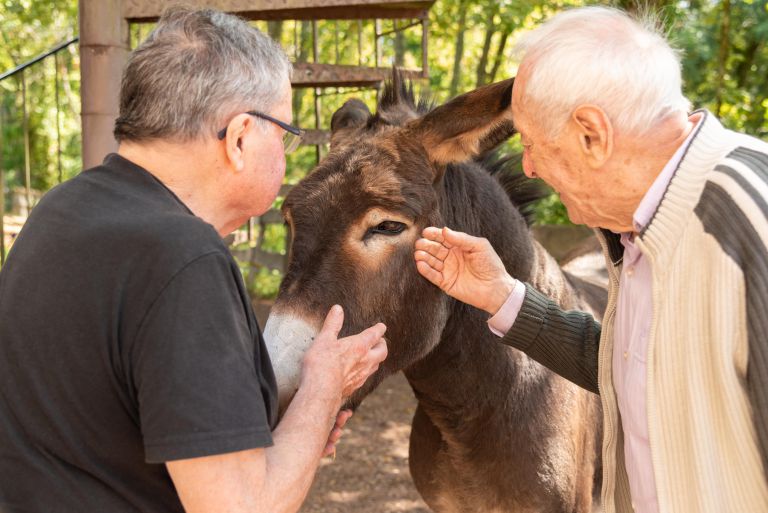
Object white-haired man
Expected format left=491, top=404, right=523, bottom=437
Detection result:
left=415, top=6, right=768, bottom=513
left=0, top=8, right=387, bottom=513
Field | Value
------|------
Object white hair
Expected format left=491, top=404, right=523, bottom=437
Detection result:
left=513, top=6, right=690, bottom=137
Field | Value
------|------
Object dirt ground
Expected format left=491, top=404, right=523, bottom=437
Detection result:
left=299, top=373, right=430, bottom=513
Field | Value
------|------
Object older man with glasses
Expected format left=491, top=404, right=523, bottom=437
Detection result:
left=0, top=7, right=387, bottom=513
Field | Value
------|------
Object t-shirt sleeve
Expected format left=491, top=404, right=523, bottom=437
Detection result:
left=131, top=251, right=273, bottom=463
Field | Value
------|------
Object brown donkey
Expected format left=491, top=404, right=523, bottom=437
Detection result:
left=264, top=73, right=605, bottom=513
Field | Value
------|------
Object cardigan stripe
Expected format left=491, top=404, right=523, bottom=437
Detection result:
left=696, top=147, right=768, bottom=477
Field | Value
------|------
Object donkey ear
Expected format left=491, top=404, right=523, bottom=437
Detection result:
left=330, top=99, right=371, bottom=150
left=331, top=99, right=371, bottom=133
left=408, top=78, right=516, bottom=165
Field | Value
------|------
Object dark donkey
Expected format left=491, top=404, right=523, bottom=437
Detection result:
left=264, top=73, right=606, bottom=513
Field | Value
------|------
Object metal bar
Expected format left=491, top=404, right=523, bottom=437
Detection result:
left=312, top=20, right=322, bottom=163
left=357, top=20, right=363, bottom=66
left=294, top=19, right=299, bottom=59
left=123, top=1, right=436, bottom=23
left=21, top=71, right=31, bottom=216
left=421, top=15, right=429, bottom=78
left=292, top=62, right=421, bottom=87
left=54, top=52, right=63, bottom=183
left=0, top=37, right=79, bottom=82
left=374, top=19, right=381, bottom=68
left=334, top=21, right=340, bottom=63
left=314, top=86, right=370, bottom=98
left=377, top=19, right=421, bottom=37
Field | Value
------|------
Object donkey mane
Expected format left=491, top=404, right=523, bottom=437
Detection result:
left=375, top=68, right=434, bottom=118
left=482, top=153, right=547, bottom=227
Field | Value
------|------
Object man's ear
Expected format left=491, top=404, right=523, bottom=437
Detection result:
left=223, top=113, right=253, bottom=172
left=571, top=105, right=613, bottom=167
left=406, top=78, right=516, bottom=165
left=330, top=99, right=371, bottom=149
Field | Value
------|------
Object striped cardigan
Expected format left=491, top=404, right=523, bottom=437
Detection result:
left=502, top=110, right=768, bottom=512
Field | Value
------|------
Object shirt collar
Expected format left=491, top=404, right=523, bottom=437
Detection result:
left=632, top=118, right=700, bottom=232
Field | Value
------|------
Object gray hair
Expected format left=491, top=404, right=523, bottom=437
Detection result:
left=513, top=6, right=690, bottom=137
left=114, top=7, right=292, bottom=143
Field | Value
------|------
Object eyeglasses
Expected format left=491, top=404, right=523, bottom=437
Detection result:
left=217, top=111, right=305, bottom=154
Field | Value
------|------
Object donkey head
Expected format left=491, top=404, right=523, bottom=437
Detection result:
left=264, top=72, right=516, bottom=413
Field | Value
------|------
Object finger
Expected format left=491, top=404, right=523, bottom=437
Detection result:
left=414, top=250, right=444, bottom=271
left=421, top=226, right=445, bottom=243
left=414, top=239, right=450, bottom=259
left=327, top=426, right=344, bottom=444
left=368, top=338, right=388, bottom=364
left=416, top=260, right=444, bottom=286
left=442, top=227, right=484, bottom=250
left=357, top=322, right=387, bottom=347
left=319, top=304, right=344, bottom=339
left=322, top=442, right=336, bottom=458
left=336, top=409, right=353, bottom=429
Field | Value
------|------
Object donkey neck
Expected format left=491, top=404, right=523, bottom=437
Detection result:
left=436, top=163, right=537, bottom=282
left=404, top=163, right=546, bottom=409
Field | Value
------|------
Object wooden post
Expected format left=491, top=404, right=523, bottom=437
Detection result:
left=79, top=0, right=130, bottom=169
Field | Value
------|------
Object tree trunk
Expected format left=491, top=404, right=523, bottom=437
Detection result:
left=715, top=0, right=731, bottom=116
left=268, top=21, right=284, bottom=44
left=292, top=21, right=312, bottom=119
left=488, top=29, right=510, bottom=84
left=394, top=20, right=406, bottom=67
left=475, top=9, right=496, bottom=87
left=736, top=39, right=760, bottom=89
left=449, top=0, right=470, bottom=98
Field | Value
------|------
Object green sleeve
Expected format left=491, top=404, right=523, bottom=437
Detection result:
left=499, top=283, right=602, bottom=394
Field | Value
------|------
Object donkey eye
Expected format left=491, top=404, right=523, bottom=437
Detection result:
left=369, top=221, right=406, bottom=236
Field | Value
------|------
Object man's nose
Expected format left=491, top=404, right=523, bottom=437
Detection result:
left=522, top=153, right=537, bottom=178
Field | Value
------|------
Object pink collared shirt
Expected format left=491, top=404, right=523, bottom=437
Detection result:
left=489, top=120, right=698, bottom=513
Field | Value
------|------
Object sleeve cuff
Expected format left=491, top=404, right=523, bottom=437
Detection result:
left=487, top=279, right=526, bottom=337
left=499, top=283, right=552, bottom=352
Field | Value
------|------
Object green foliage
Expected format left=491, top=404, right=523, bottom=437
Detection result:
left=671, top=0, right=768, bottom=138
left=239, top=264, right=283, bottom=299
left=535, top=192, right=572, bottom=225
left=1, top=0, right=81, bottom=204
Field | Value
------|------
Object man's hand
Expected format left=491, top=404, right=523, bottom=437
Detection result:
left=322, top=410, right=353, bottom=458
left=303, top=306, right=388, bottom=403
left=414, top=226, right=516, bottom=315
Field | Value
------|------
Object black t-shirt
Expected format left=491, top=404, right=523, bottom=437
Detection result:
left=0, top=153, right=278, bottom=512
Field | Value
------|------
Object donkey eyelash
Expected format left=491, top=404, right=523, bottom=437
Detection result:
left=365, top=221, right=407, bottom=238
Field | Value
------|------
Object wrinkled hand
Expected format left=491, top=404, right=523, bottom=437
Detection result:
left=303, top=305, right=388, bottom=401
left=322, top=410, right=353, bottom=458
left=414, top=226, right=515, bottom=315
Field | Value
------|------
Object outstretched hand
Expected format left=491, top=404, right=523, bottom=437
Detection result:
left=414, top=226, right=516, bottom=315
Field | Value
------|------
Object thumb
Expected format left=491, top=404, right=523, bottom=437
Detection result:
left=320, top=305, right=344, bottom=338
